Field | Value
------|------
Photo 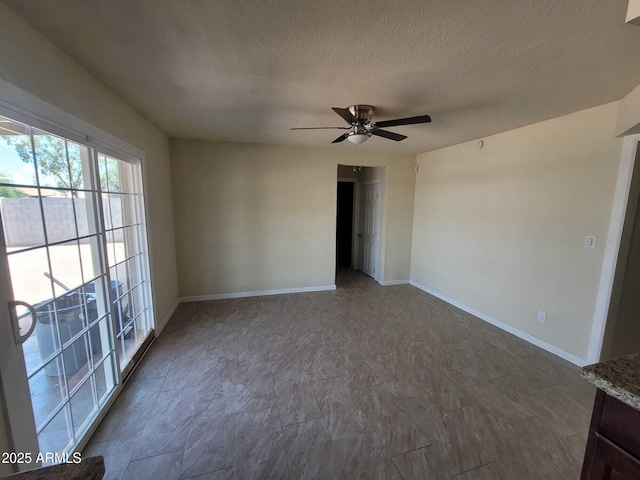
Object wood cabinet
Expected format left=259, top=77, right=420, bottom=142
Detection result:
left=581, top=389, right=640, bottom=479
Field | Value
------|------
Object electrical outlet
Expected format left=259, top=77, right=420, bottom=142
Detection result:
left=537, top=311, right=547, bottom=324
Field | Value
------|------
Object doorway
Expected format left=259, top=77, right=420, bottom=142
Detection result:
left=336, top=182, right=354, bottom=269
left=336, top=165, right=384, bottom=283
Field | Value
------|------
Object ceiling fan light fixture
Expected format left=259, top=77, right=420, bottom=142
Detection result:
left=348, top=133, right=370, bottom=144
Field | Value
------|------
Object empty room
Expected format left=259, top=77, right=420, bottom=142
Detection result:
left=1, top=1, right=640, bottom=479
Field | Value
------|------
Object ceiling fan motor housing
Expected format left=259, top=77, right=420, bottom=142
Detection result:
left=348, top=105, right=375, bottom=125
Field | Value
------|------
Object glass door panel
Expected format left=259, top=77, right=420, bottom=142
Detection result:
left=97, top=153, right=153, bottom=372
left=0, top=115, right=118, bottom=457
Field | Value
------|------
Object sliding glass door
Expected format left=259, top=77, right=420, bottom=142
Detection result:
left=97, top=153, right=153, bottom=374
left=0, top=113, right=153, bottom=466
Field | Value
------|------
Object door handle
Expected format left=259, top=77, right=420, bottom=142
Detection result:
left=357, top=234, right=362, bottom=237
left=8, top=300, right=38, bottom=345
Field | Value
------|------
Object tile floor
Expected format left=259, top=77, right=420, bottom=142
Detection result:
left=84, top=270, right=596, bottom=479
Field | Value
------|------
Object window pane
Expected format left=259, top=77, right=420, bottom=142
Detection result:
left=0, top=188, right=45, bottom=247
left=123, top=226, right=140, bottom=257
left=105, top=229, right=117, bottom=266
left=42, top=192, right=77, bottom=245
left=112, top=230, right=125, bottom=264
left=0, top=116, right=37, bottom=187
left=24, top=310, right=50, bottom=377
left=110, top=263, right=129, bottom=294
left=70, top=378, right=96, bottom=436
left=63, top=333, right=91, bottom=392
left=85, top=276, right=111, bottom=324
left=12, top=268, right=64, bottom=394
left=128, top=256, right=142, bottom=288
left=117, top=160, right=135, bottom=194
left=29, top=355, right=67, bottom=431
left=84, top=290, right=101, bottom=328
left=33, top=301, right=61, bottom=371
left=38, top=405, right=73, bottom=457
left=89, top=316, right=112, bottom=366
left=107, top=195, right=123, bottom=230
left=98, top=154, right=123, bottom=193
left=117, top=335, right=128, bottom=369
left=94, top=355, right=116, bottom=406
left=134, top=313, right=149, bottom=345
left=123, top=196, right=136, bottom=228
left=79, top=236, right=103, bottom=284
left=104, top=156, right=120, bottom=192
left=48, top=241, right=83, bottom=297
left=97, top=154, right=107, bottom=192
left=32, top=129, right=72, bottom=190
left=113, top=299, right=127, bottom=339
left=57, top=286, right=89, bottom=348
left=107, top=273, right=126, bottom=334
left=66, top=141, right=92, bottom=191
left=7, top=246, right=52, bottom=306
left=101, top=193, right=113, bottom=230
left=74, top=191, right=100, bottom=237
left=130, top=286, right=145, bottom=319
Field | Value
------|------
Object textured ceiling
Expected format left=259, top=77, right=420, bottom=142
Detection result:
left=5, top=0, right=640, bottom=153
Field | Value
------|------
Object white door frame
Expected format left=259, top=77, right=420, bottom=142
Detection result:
left=356, top=179, right=382, bottom=282
left=353, top=181, right=360, bottom=270
left=0, top=228, right=39, bottom=470
left=587, top=134, right=640, bottom=364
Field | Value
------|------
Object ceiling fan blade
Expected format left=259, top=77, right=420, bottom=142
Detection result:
left=371, top=129, right=407, bottom=141
left=332, top=107, right=356, bottom=125
left=290, top=127, right=350, bottom=130
left=331, top=133, right=350, bottom=143
left=375, top=114, right=431, bottom=128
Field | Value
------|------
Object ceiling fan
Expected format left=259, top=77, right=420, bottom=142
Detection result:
left=290, top=105, right=431, bottom=144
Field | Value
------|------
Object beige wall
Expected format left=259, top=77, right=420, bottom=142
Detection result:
left=0, top=3, right=179, bottom=329
left=616, top=82, right=640, bottom=136
left=411, top=102, right=623, bottom=359
left=171, top=140, right=416, bottom=297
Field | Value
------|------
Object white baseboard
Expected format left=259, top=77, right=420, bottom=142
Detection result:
left=409, top=280, right=587, bottom=367
left=380, top=279, right=410, bottom=286
left=180, top=284, right=337, bottom=303
left=154, top=298, right=180, bottom=336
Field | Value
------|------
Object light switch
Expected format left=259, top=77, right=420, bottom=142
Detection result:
left=584, top=235, right=597, bottom=249
left=537, top=311, right=547, bottom=324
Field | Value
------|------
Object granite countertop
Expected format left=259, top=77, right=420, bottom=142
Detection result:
left=0, top=456, right=103, bottom=480
left=582, top=352, right=640, bottom=410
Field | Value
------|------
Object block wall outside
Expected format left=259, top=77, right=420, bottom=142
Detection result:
left=0, top=197, right=123, bottom=247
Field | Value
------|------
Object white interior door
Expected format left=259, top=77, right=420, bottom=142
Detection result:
left=358, top=182, right=379, bottom=279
